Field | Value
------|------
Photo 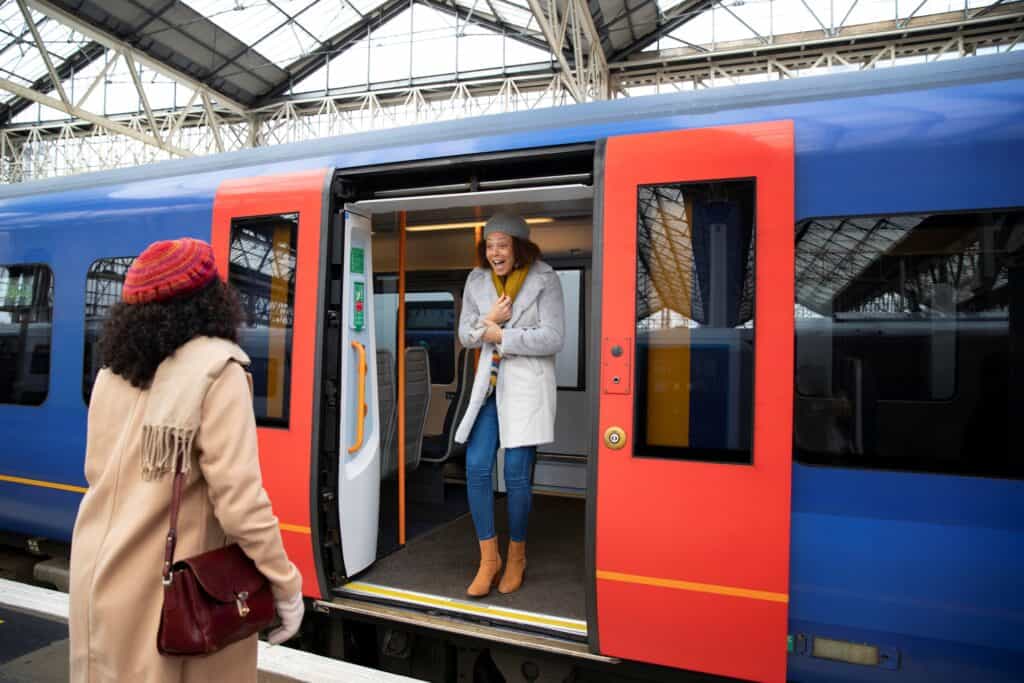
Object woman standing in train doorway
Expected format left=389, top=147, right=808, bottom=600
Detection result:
left=69, top=238, right=304, bottom=682
left=455, top=212, right=565, bottom=597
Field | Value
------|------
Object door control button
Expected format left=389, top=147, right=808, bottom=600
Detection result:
left=604, top=426, right=627, bottom=450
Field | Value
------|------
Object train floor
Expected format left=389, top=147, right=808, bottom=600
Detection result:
left=349, top=493, right=587, bottom=635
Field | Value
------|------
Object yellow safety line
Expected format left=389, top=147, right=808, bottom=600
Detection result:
left=0, top=474, right=87, bottom=494
left=345, top=582, right=588, bottom=633
left=0, top=474, right=310, bottom=536
left=597, top=570, right=788, bottom=604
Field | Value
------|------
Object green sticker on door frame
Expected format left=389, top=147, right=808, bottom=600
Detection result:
left=352, top=280, right=365, bottom=330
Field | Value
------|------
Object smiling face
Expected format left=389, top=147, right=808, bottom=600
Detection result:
left=485, top=232, right=515, bottom=276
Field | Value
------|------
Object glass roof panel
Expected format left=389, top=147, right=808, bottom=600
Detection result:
left=184, top=0, right=394, bottom=69
left=656, top=0, right=1007, bottom=53
left=291, top=2, right=550, bottom=93
left=0, top=4, right=92, bottom=105
left=182, top=0, right=287, bottom=46
left=484, top=0, right=537, bottom=30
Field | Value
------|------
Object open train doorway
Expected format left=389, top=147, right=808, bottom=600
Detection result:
left=319, top=145, right=596, bottom=640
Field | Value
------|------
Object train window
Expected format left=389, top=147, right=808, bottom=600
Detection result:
left=83, top=257, right=134, bottom=403
left=794, top=210, right=1024, bottom=478
left=229, top=214, right=299, bottom=427
left=633, top=180, right=756, bottom=464
left=555, top=268, right=584, bottom=390
left=0, top=264, right=54, bottom=406
left=374, top=289, right=456, bottom=385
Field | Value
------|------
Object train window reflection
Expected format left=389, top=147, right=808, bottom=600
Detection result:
left=634, top=180, right=756, bottom=464
left=229, top=214, right=299, bottom=427
left=0, top=264, right=54, bottom=406
left=794, top=211, right=1024, bottom=478
left=83, top=257, right=134, bottom=403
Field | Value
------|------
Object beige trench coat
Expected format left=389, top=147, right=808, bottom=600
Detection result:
left=69, top=339, right=301, bottom=683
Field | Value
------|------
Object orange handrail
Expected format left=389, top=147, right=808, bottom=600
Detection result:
left=348, top=340, right=367, bottom=454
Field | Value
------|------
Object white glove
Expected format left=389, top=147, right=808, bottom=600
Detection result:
left=267, top=592, right=304, bottom=645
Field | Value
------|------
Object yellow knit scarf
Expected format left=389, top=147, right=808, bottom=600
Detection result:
left=491, top=266, right=528, bottom=301
left=486, top=266, right=528, bottom=396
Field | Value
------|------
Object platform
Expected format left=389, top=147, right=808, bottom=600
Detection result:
left=0, top=578, right=421, bottom=683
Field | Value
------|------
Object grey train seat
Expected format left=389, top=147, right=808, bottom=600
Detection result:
left=376, top=349, right=396, bottom=475
left=421, top=347, right=473, bottom=464
left=379, top=346, right=431, bottom=480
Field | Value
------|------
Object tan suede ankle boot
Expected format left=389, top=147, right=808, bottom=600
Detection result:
left=466, top=537, right=502, bottom=598
left=498, top=540, right=526, bottom=594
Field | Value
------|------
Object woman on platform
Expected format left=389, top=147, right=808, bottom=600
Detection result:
left=454, top=212, right=565, bottom=597
left=69, top=238, right=304, bottom=682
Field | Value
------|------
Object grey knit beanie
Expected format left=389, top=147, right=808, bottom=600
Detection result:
left=483, top=212, right=530, bottom=241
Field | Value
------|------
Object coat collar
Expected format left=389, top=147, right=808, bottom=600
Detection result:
left=470, top=260, right=553, bottom=328
left=508, top=260, right=553, bottom=327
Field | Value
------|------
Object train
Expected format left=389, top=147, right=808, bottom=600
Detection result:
left=1, top=50, right=1023, bottom=683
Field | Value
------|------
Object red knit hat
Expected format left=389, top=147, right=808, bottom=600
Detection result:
left=123, top=238, right=219, bottom=304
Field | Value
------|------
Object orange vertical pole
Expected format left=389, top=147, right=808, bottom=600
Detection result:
left=398, top=211, right=407, bottom=546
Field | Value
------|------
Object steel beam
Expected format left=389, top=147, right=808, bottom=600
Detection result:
left=525, top=0, right=608, bottom=100
left=421, top=0, right=554, bottom=53
left=257, top=0, right=413, bottom=104
left=27, top=0, right=248, bottom=115
left=16, top=0, right=70, bottom=107
left=612, top=6, right=1024, bottom=85
left=607, top=0, right=715, bottom=62
left=0, top=75, right=192, bottom=156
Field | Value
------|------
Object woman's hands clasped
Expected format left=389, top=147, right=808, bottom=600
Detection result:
left=482, top=295, right=510, bottom=344
left=484, top=295, right=512, bottom=325
left=267, top=592, right=305, bottom=645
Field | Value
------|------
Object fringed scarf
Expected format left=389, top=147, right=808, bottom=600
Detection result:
left=139, top=336, right=250, bottom=481
left=486, top=266, right=528, bottom=397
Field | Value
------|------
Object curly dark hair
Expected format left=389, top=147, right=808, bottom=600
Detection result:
left=99, top=279, right=243, bottom=389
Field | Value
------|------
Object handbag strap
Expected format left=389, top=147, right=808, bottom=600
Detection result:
left=162, top=451, right=187, bottom=586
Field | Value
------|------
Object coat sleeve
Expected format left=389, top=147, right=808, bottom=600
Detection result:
left=459, top=272, right=488, bottom=349
left=500, top=272, right=566, bottom=357
left=197, top=362, right=302, bottom=600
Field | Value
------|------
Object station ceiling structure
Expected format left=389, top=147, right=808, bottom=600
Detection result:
left=0, top=0, right=1021, bottom=181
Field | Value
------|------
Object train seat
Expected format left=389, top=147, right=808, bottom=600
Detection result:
left=421, top=347, right=472, bottom=464
left=380, top=347, right=431, bottom=480
left=376, top=349, right=396, bottom=476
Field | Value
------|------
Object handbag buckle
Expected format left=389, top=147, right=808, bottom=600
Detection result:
left=235, top=592, right=250, bottom=617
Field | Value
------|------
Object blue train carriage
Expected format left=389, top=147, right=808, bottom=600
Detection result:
left=0, top=50, right=1022, bottom=682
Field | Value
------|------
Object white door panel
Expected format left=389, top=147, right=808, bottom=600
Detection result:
left=337, top=208, right=380, bottom=577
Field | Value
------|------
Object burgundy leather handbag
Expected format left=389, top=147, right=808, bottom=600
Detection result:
left=157, top=453, right=275, bottom=655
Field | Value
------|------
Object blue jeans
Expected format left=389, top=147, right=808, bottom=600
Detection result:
left=465, top=395, right=535, bottom=542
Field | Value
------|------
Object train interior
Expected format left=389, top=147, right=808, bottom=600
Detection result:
left=327, top=146, right=596, bottom=638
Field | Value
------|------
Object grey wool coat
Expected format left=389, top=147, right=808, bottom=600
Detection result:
left=454, top=260, right=565, bottom=449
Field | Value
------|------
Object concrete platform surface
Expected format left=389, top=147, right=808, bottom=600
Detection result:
left=0, top=578, right=422, bottom=682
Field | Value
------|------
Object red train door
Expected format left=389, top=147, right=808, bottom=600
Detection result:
left=595, top=122, right=794, bottom=682
left=212, top=169, right=329, bottom=598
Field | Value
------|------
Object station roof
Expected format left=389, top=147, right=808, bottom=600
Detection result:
left=0, top=0, right=1012, bottom=126
left=0, top=0, right=729, bottom=123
